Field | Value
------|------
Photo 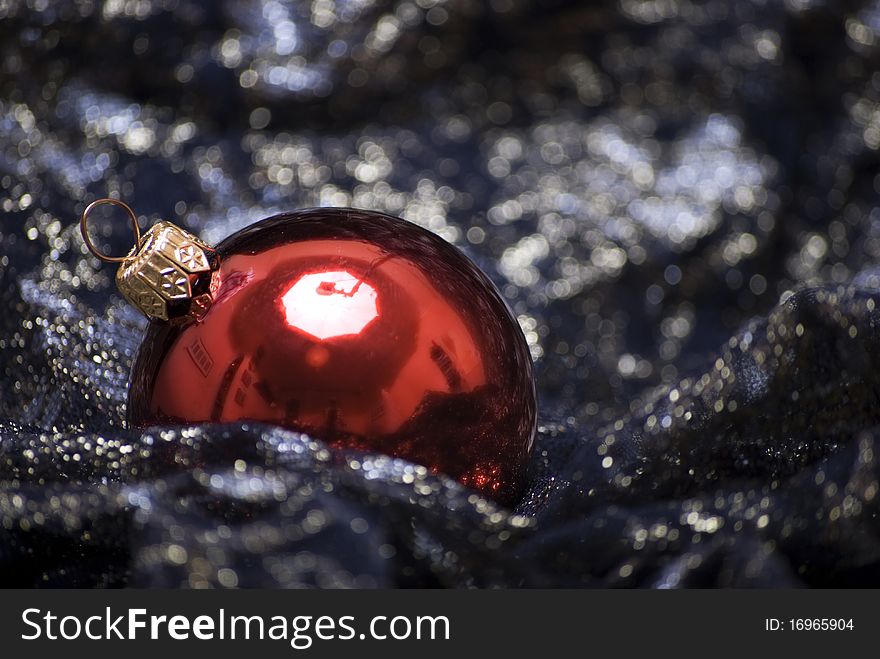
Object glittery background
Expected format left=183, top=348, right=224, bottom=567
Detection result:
left=2, top=0, right=880, bottom=587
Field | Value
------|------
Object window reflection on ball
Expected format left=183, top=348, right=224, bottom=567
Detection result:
left=129, top=209, right=537, bottom=504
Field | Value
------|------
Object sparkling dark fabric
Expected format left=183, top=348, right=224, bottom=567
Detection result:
left=2, top=0, right=880, bottom=587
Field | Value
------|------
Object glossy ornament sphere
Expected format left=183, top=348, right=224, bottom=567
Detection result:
left=128, top=208, right=537, bottom=503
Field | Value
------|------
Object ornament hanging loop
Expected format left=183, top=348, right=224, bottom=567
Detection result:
left=80, top=198, right=142, bottom=262
left=80, top=197, right=221, bottom=323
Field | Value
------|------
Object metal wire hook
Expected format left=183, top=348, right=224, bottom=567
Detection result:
left=80, top=198, right=141, bottom=263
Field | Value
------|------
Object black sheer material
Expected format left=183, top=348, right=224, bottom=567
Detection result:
left=1, top=0, right=879, bottom=587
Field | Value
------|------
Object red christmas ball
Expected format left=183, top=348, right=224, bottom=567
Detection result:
left=128, top=208, right=537, bottom=503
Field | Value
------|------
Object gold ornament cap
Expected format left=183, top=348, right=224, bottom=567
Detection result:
left=80, top=198, right=221, bottom=323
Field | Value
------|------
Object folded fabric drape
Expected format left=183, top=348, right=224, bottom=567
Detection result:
left=1, top=0, right=878, bottom=587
